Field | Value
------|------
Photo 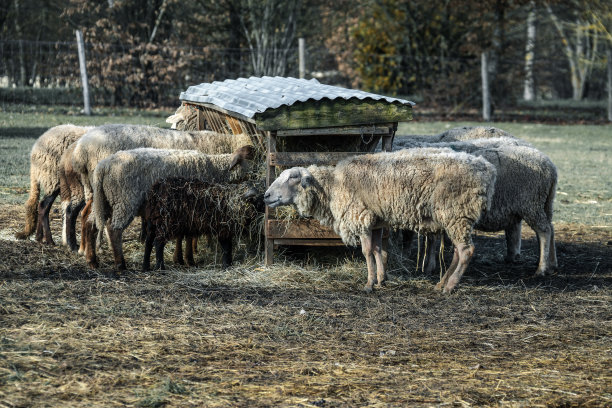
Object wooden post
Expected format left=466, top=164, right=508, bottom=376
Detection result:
left=264, top=131, right=277, bottom=266
left=298, top=38, right=305, bottom=79
left=481, top=51, right=491, bottom=122
left=75, top=30, right=91, bottom=116
left=608, top=48, right=612, bottom=122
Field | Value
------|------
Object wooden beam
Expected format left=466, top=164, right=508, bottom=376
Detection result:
left=267, top=219, right=339, bottom=239
left=269, top=151, right=368, bottom=167
left=273, top=238, right=347, bottom=247
left=256, top=99, right=412, bottom=131
left=276, top=125, right=390, bottom=137
left=264, top=131, right=277, bottom=266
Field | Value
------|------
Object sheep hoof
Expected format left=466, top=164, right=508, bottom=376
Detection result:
left=374, top=282, right=386, bottom=290
left=14, top=231, right=28, bottom=240
left=87, top=260, right=99, bottom=269
left=363, top=285, right=374, bottom=293
left=434, top=281, right=445, bottom=291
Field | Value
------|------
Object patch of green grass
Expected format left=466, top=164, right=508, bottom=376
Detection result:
left=397, top=121, right=612, bottom=227
left=0, top=107, right=171, bottom=204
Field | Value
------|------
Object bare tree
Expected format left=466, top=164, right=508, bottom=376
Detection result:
left=523, top=1, right=537, bottom=101
left=239, top=0, right=301, bottom=76
left=547, top=4, right=599, bottom=100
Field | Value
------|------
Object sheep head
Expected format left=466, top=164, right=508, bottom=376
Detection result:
left=264, top=167, right=314, bottom=208
left=229, top=145, right=255, bottom=171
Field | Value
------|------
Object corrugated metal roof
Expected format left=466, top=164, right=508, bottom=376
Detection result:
left=179, top=76, right=414, bottom=119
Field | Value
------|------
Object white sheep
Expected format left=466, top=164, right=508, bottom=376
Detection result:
left=85, top=146, right=255, bottom=270
left=72, top=124, right=253, bottom=201
left=70, top=124, right=253, bottom=255
left=394, top=126, right=517, bottom=146
left=264, top=148, right=497, bottom=293
left=396, top=137, right=557, bottom=277
left=15, top=124, right=91, bottom=244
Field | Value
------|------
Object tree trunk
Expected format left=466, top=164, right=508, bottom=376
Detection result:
left=606, top=46, right=612, bottom=122
left=482, top=52, right=491, bottom=121
left=14, top=0, right=26, bottom=86
left=523, top=1, right=536, bottom=101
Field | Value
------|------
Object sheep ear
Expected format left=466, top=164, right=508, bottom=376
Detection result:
left=301, top=174, right=314, bottom=189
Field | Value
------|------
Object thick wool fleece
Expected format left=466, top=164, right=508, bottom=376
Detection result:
left=72, top=124, right=253, bottom=199
left=18, top=124, right=91, bottom=238
left=91, top=148, right=252, bottom=232
left=392, top=137, right=556, bottom=234
left=294, top=148, right=497, bottom=247
left=395, top=126, right=518, bottom=146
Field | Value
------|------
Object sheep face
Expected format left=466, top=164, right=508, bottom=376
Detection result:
left=264, top=167, right=313, bottom=208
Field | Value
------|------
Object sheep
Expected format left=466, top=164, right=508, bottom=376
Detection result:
left=58, top=142, right=86, bottom=252
left=264, top=148, right=497, bottom=293
left=394, top=126, right=517, bottom=146
left=85, top=145, right=255, bottom=270
left=395, top=137, right=557, bottom=277
left=15, top=124, right=91, bottom=244
left=142, top=178, right=264, bottom=271
left=70, top=124, right=253, bottom=256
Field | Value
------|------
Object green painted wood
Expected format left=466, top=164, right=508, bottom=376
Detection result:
left=255, top=99, right=412, bottom=131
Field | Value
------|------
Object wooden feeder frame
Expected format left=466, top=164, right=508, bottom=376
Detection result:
left=180, top=98, right=412, bottom=266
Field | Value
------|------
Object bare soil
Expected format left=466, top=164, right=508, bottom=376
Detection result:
left=0, top=203, right=610, bottom=407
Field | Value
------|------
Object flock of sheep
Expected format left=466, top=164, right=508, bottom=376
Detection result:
left=15, top=118, right=558, bottom=294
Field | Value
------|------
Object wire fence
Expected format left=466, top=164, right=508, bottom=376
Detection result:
left=0, top=39, right=609, bottom=112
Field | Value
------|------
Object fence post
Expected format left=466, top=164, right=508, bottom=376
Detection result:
left=608, top=48, right=612, bottom=122
left=481, top=51, right=491, bottom=121
left=75, top=30, right=91, bottom=116
left=298, top=38, right=305, bottom=79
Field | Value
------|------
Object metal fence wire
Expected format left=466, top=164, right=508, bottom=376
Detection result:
left=0, top=39, right=609, bottom=109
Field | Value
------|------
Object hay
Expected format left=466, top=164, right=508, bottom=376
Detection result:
left=1, top=200, right=611, bottom=406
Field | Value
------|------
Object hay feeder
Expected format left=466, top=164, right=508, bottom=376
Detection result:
left=178, top=76, right=414, bottom=265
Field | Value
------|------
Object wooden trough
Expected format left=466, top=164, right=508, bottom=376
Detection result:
left=177, top=77, right=414, bottom=265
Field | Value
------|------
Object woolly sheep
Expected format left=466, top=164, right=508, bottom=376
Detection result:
left=72, top=124, right=253, bottom=201
left=85, top=146, right=255, bottom=269
left=396, top=137, right=557, bottom=277
left=15, top=124, right=91, bottom=244
left=143, top=178, right=264, bottom=270
left=393, top=126, right=517, bottom=147
left=264, top=148, right=497, bottom=293
left=70, top=124, right=253, bottom=255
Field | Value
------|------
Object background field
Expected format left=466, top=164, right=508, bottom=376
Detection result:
left=0, top=110, right=610, bottom=406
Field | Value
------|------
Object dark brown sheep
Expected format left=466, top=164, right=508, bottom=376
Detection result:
left=142, top=178, right=264, bottom=271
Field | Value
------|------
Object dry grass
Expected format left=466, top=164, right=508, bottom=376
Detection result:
left=1, top=202, right=611, bottom=407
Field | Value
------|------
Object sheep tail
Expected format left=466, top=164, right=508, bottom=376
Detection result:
left=15, top=175, right=40, bottom=239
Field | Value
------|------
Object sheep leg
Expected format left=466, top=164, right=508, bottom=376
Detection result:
left=142, top=224, right=155, bottom=271
left=436, top=246, right=460, bottom=290
left=533, top=225, right=552, bottom=277
left=423, top=233, right=439, bottom=274
left=84, top=221, right=98, bottom=269
left=108, top=228, right=126, bottom=271
left=154, top=238, right=167, bottom=270
left=192, top=237, right=198, bottom=255
left=65, top=200, right=85, bottom=252
left=504, top=221, right=522, bottom=263
left=442, top=242, right=475, bottom=293
left=139, top=218, right=147, bottom=243
left=185, top=235, right=196, bottom=267
left=79, top=199, right=93, bottom=255
left=37, top=190, right=59, bottom=245
left=219, top=237, right=233, bottom=268
left=360, top=232, right=377, bottom=292
left=381, top=230, right=389, bottom=271
left=372, top=228, right=386, bottom=288
left=173, top=235, right=184, bottom=265
left=402, top=229, right=415, bottom=254
left=549, top=225, right=558, bottom=269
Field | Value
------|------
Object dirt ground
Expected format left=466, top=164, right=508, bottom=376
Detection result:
left=0, top=203, right=610, bottom=407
